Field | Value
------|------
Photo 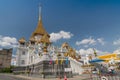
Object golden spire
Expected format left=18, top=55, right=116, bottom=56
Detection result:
left=32, top=5, right=50, bottom=37
left=19, top=37, right=26, bottom=43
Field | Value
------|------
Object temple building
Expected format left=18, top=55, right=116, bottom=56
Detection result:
left=15, top=6, right=75, bottom=78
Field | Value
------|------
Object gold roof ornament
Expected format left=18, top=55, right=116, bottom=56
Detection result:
left=64, top=52, right=69, bottom=57
left=32, top=5, right=50, bottom=37
left=68, top=48, right=77, bottom=59
left=69, top=48, right=73, bottom=51
left=57, top=53, right=61, bottom=57
left=29, top=36, right=36, bottom=42
left=69, top=48, right=76, bottom=54
left=40, top=34, right=51, bottom=44
left=19, top=37, right=26, bottom=43
left=43, top=47, right=48, bottom=52
left=62, top=42, right=69, bottom=48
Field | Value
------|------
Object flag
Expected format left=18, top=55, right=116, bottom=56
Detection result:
left=60, top=58, right=64, bottom=64
left=56, top=58, right=58, bottom=65
left=49, top=59, right=52, bottom=65
left=65, top=57, right=69, bottom=65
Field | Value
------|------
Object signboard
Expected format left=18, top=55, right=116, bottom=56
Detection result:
left=64, top=68, right=72, bottom=72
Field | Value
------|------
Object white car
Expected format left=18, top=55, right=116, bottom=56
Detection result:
left=92, top=70, right=98, bottom=74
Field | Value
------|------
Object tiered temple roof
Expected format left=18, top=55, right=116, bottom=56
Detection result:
left=32, top=19, right=50, bottom=37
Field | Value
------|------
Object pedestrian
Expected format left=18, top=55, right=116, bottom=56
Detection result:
left=97, top=68, right=100, bottom=75
left=27, top=69, right=30, bottom=76
left=64, top=74, right=67, bottom=80
left=28, top=68, right=31, bottom=76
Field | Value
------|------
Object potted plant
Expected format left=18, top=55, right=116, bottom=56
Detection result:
left=41, top=71, right=45, bottom=78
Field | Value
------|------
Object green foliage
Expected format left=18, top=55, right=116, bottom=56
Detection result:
left=41, top=71, right=44, bottom=74
left=0, top=66, right=14, bottom=73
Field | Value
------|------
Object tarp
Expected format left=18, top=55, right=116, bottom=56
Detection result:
left=98, top=53, right=116, bottom=59
left=89, top=58, right=105, bottom=63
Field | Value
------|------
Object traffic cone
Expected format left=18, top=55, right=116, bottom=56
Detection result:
left=64, top=74, right=67, bottom=80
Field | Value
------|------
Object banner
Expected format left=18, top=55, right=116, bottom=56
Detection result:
left=65, top=57, right=69, bottom=65
left=49, top=59, right=52, bottom=65
left=60, top=58, right=64, bottom=64
left=56, top=58, right=58, bottom=65
left=65, top=68, right=72, bottom=72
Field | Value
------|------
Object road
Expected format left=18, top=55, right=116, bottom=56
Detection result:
left=0, top=73, right=90, bottom=80
left=0, top=74, right=29, bottom=80
left=1, top=73, right=120, bottom=80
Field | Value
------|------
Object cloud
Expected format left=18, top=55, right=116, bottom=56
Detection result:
left=97, top=38, right=105, bottom=45
left=0, top=35, right=18, bottom=48
left=113, top=38, right=120, bottom=45
left=78, top=48, right=94, bottom=55
left=76, top=37, right=105, bottom=47
left=76, top=37, right=96, bottom=46
left=113, top=47, right=120, bottom=53
left=50, top=30, right=73, bottom=42
left=77, top=48, right=108, bottom=56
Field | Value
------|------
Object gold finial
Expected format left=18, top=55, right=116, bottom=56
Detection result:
left=39, top=3, right=42, bottom=21
left=19, top=37, right=26, bottom=43
left=62, top=42, right=69, bottom=48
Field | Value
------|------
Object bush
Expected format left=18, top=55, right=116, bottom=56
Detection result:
left=0, top=66, right=14, bottom=73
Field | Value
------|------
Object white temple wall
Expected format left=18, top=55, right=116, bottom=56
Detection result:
left=16, top=47, right=28, bottom=66
left=69, top=57, right=84, bottom=75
